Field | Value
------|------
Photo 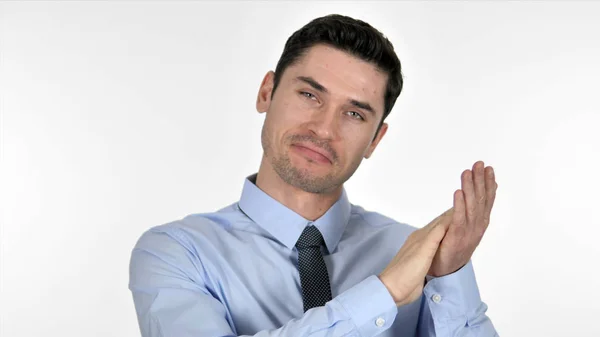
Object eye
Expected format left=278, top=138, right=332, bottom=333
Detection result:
left=346, top=111, right=365, bottom=121
left=300, top=91, right=317, bottom=100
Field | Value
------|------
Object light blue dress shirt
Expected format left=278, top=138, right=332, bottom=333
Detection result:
left=129, top=173, right=498, bottom=336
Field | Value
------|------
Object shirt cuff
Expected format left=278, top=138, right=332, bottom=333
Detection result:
left=422, top=260, right=482, bottom=320
left=332, top=275, right=398, bottom=336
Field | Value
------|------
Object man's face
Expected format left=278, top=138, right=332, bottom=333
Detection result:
left=256, top=44, right=389, bottom=194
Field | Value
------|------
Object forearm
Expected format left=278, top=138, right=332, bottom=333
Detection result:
left=132, top=275, right=399, bottom=337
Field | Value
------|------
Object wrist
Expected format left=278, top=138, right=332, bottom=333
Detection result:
left=378, top=274, right=406, bottom=307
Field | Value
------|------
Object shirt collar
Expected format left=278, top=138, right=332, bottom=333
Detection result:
left=237, top=173, right=351, bottom=253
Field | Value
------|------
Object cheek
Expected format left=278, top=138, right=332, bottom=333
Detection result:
left=272, top=99, right=300, bottom=122
left=270, top=101, right=313, bottom=138
left=282, top=99, right=314, bottom=125
left=339, top=132, right=373, bottom=161
left=264, top=102, right=301, bottom=144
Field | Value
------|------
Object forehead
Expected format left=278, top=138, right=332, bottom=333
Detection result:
left=285, top=44, right=387, bottom=112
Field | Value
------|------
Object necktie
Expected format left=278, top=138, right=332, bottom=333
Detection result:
left=295, top=225, right=332, bottom=312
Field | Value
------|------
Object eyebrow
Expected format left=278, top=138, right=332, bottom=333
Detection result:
left=295, top=76, right=377, bottom=116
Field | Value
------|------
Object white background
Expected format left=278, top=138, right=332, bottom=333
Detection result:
left=2, top=1, right=599, bottom=336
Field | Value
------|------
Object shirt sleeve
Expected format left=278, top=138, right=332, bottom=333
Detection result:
left=417, top=260, right=499, bottom=337
left=128, top=228, right=398, bottom=337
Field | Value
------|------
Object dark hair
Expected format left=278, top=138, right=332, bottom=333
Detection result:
left=271, top=14, right=404, bottom=135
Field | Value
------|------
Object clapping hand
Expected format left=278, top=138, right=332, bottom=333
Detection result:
left=427, top=161, right=498, bottom=277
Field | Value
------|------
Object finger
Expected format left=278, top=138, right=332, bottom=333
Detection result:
left=473, top=161, right=486, bottom=216
left=483, top=166, right=498, bottom=225
left=425, top=207, right=453, bottom=233
left=462, top=168, right=476, bottom=228
left=446, top=189, right=467, bottom=248
left=453, top=189, right=466, bottom=228
left=429, top=215, right=452, bottom=246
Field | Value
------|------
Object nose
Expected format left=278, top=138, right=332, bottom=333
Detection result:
left=307, top=105, right=339, bottom=140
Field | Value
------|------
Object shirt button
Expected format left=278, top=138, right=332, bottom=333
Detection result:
left=375, top=317, right=385, bottom=327
left=432, top=294, right=442, bottom=303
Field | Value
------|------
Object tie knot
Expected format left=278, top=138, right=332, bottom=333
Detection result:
left=296, top=225, right=325, bottom=249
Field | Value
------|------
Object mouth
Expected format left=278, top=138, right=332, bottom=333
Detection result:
left=290, top=143, right=333, bottom=164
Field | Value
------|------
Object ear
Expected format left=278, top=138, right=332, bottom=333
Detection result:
left=256, top=71, right=275, bottom=113
left=364, top=122, right=388, bottom=159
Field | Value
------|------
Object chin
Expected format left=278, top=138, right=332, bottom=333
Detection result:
left=291, top=168, right=344, bottom=194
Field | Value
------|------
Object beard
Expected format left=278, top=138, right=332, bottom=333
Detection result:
left=261, top=124, right=361, bottom=194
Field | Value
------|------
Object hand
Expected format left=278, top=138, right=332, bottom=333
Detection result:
left=427, top=161, right=498, bottom=277
left=379, top=207, right=454, bottom=307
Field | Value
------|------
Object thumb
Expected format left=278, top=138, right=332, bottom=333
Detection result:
left=425, top=207, right=454, bottom=233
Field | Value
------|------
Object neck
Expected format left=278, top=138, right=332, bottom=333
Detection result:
left=255, top=155, right=342, bottom=221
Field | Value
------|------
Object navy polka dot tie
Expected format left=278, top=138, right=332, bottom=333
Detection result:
left=295, top=225, right=332, bottom=312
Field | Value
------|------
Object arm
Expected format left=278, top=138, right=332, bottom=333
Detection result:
left=128, top=228, right=398, bottom=337
left=417, top=261, right=498, bottom=337
left=416, top=161, right=499, bottom=336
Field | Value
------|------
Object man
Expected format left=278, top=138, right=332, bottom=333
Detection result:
left=129, top=14, right=499, bottom=336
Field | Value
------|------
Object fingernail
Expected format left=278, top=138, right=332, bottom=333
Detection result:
left=490, top=168, right=494, bottom=176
